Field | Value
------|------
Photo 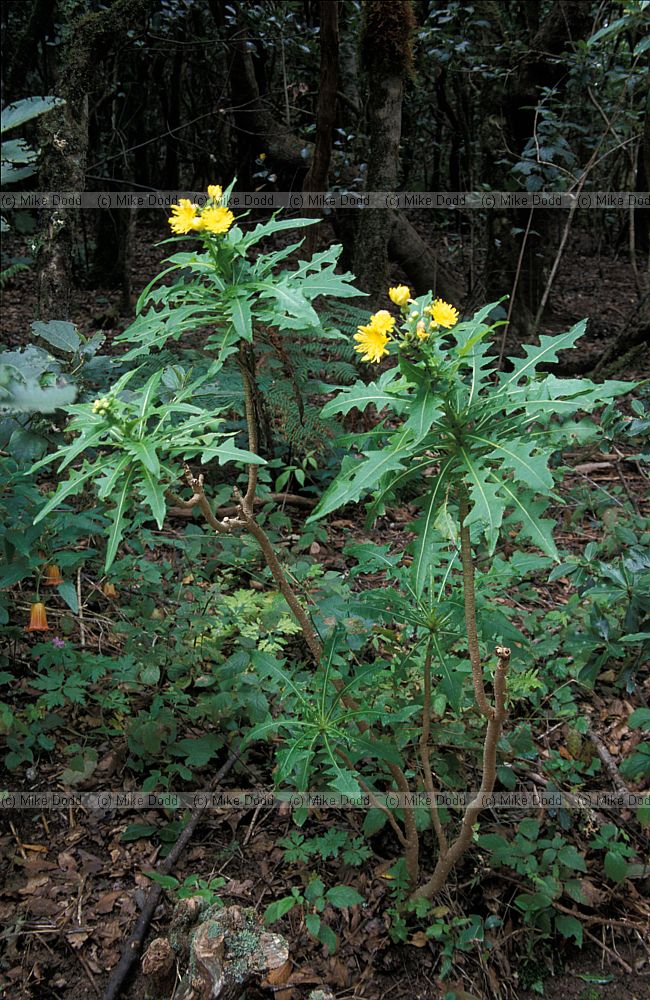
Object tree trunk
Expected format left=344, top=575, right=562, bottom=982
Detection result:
left=388, top=210, right=462, bottom=303
left=353, top=0, right=415, bottom=299
left=36, top=0, right=153, bottom=320
left=634, top=68, right=649, bottom=254
left=484, top=0, right=593, bottom=336
left=303, top=0, right=339, bottom=254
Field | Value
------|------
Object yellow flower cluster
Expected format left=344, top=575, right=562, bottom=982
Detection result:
left=353, top=310, right=395, bottom=363
left=353, top=288, right=460, bottom=364
left=168, top=185, right=235, bottom=236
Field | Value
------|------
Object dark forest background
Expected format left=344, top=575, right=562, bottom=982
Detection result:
left=1, top=0, right=648, bottom=370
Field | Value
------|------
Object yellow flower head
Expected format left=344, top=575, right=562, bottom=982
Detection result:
left=368, top=310, right=396, bottom=336
left=207, top=184, right=223, bottom=201
left=354, top=326, right=391, bottom=363
left=353, top=310, right=395, bottom=363
left=169, top=199, right=202, bottom=234
left=388, top=285, right=410, bottom=307
left=430, top=298, right=459, bottom=329
left=416, top=320, right=429, bottom=340
left=199, top=205, right=235, bottom=235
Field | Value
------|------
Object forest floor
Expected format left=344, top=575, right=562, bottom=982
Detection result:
left=1, top=217, right=649, bottom=1000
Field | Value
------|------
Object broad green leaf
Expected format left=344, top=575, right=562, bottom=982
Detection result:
left=239, top=216, right=317, bottom=251
left=557, top=844, right=587, bottom=872
left=136, top=369, right=163, bottom=437
left=326, top=886, right=364, bottom=908
left=468, top=434, right=555, bottom=494
left=126, top=439, right=160, bottom=476
left=96, top=456, right=131, bottom=501
left=496, top=479, right=559, bottom=560
left=628, top=708, right=650, bottom=730
left=34, top=463, right=107, bottom=522
left=199, top=437, right=266, bottom=466
left=412, top=457, right=456, bottom=596
left=31, top=320, right=81, bottom=354
left=227, top=294, right=252, bottom=342
left=263, top=897, right=297, bottom=924
left=555, top=914, right=583, bottom=946
left=1, top=138, right=37, bottom=164
left=139, top=468, right=166, bottom=528
left=311, top=440, right=409, bottom=521
left=461, top=449, right=505, bottom=550
left=321, top=379, right=402, bottom=418
left=105, top=471, right=134, bottom=571
left=1, top=96, right=65, bottom=133
left=404, top=383, right=443, bottom=444
left=499, top=321, right=587, bottom=388
left=603, top=851, right=628, bottom=883
left=56, top=581, right=78, bottom=613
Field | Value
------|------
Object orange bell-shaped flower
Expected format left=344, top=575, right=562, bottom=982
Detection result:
left=102, top=582, right=118, bottom=599
left=42, top=564, right=64, bottom=586
left=26, top=602, right=50, bottom=632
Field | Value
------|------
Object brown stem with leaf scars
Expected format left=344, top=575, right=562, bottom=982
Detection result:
left=420, top=635, right=448, bottom=858
left=411, top=646, right=510, bottom=901
left=459, top=484, right=493, bottom=720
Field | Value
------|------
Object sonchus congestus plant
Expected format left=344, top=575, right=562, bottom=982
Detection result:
left=298, top=287, right=633, bottom=901
left=32, top=182, right=360, bottom=654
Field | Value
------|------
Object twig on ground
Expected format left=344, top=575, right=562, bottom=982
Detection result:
left=102, top=747, right=240, bottom=1000
left=587, top=725, right=630, bottom=798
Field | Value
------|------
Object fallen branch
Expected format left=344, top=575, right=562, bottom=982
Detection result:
left=103, top=748, right=240, bottom=1000
left=587, top=725, right=630, bottom=799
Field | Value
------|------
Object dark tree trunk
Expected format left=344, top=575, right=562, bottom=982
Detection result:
left=635, top=69, right=649, bottom=254
left=338, top=0, right=362, bottom=118
left=36, top=0, right=153, bottom=320
left=163, top=46, right=183, bottom=190
left=227, top=21, right=312, bottom=183
left=484, top=0, right=593, bottom=336
left=353, top=0, right=415, bottom=299
left=303, top=1, right=339, bottom=253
